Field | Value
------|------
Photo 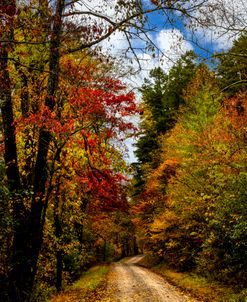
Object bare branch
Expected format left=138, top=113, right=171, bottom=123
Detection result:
left=221, top=80, right=247, bottom=92
left=64, top=2, right=205, bottom=55
left=0, top=40, right=49, bottom=45
left=215, top=52, right=247, bottom=59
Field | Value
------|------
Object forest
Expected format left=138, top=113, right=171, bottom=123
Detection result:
left=132, top=40, right=247, bottom=292
left=0, top=0, right=246, bottom=301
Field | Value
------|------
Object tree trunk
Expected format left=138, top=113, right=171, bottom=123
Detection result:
left=0, top=0, right=21, bottom=193
left=0, top=0, right=65, bottom=300
left=32, top=0, right=64, bottom=196
left=54, top=181, right=63, bottom=293
left=133, top=236, right=139, bottom=255
left=56, top=251, right=63, bottom=292
left=27, top=0, right=65, bottom=296
left=103, top=240, right=107, bottom=262
left=0, top=2, right=31, bottom=301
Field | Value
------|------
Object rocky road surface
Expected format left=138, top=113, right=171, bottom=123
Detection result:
left=94, top=255, right=198, bottom=302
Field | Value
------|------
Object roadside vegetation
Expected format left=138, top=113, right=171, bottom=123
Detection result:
left=152, top=263, right=247, bottom=302
left=132, top=33, right=247, bottom=299
left=1, top=0, right=246, bottom=301
left=50, top=265, right=109, bottom=302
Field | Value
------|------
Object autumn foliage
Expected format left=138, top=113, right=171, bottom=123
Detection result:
left=1, top=1, right=247, bottom=300
left=0, top=7, right=138, bottom=299
left=132, top=51, right=247, bottom=292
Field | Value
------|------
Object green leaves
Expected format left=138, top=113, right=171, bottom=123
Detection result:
left=216, top=32, right=247, bottom=96
left=132, top=56, right=247, bottom=286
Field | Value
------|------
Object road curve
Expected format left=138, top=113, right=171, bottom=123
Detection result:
left=94, top=255, right=197, bottom=302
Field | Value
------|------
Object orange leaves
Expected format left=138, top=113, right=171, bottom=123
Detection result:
left=150, top=0, right=159, bottom=6
left=223, top=91, right=247, bottom=130
left=206, top=91, right=247, bottom=164
left=154, top=158, right=179, bottom=180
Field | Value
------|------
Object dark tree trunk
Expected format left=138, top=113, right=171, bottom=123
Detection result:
left=0, top=2, right=31, bottom=301
left=54, top=181, right=63, bottom=293
left=27, top=0, right=65, bottom=296
left=55, top=202, right=63, bottom=293
left=56, top=251, right=63, bottom=292
left=25, top=0, right=64, bottom=298
left=0, top=0, right=65, bottom=300
left=103, top=240, right=107, bottom=262
left=133, top=236, right=139, bottom=255
left=0, top=0, right=21, bottom=193
left=55, top=214, right=63, bottom=293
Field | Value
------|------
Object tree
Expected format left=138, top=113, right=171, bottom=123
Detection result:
left=133, top=64, right=247, bottom=286
left=14, top=51, right=137, bottom=299
left=133, top=51, right=197, bottom=198
left=1, top=3, right=139, bottom=295
left=0, top=0, right=240, bottom=300
left=136, top=52, right=197, bottom=161
left=216, top=32, right=247, bottom=96
left=154, top=66, right=222, bottom=269
left=132, top=65, right=222, bottom=267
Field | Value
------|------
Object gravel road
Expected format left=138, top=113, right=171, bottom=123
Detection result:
left=95, top=255, right=198, bottom=302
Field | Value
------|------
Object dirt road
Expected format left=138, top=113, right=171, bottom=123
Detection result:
left=94, top=255, right=197, bottom=302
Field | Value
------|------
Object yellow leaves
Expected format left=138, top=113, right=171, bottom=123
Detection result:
left=143, top=158, right=179, bottom=196
left=152, top=158, right=178, bottom=178
left=151, top=218, right=167, bottom=233
left=166, top=240, right=179, bottom=249
left=183, top=65, right=216, bottom=103
left=63, top=241, right=80, bottom=255
left=150, top=209, right=179, bottom=242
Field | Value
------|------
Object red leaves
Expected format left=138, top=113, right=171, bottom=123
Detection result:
left=0, top=1, right=17, bottom=16
left=17, top=105, right=75, bottom=138
left=73, top=167, right=129, bottom=213
left=150, top=0, right=158, bottom=6
left=15, top=56, right=137, bottom=218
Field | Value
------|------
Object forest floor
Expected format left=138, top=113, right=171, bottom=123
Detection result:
left=91, top=255, right=198, bottom=302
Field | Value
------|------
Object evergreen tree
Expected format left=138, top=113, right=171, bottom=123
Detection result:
left=216, top=32, right=247, bottom=96
left=133, top=51, right=198, bottom=191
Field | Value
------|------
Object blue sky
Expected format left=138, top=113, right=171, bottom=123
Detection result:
left=71, top=0, right=246, bottom=162
left=74, top=0, right=245, bottom=75
left=122, top=0, right=245, bottom=162
left=98, top=0, right=245, bottom=162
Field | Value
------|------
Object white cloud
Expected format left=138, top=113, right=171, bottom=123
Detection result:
left=99, top=30, right=129, bottom=55
left=124, top=29, right=193, bottom=89
left=192, top=27, right=234, bottom=51
left=189, top=0, right=247, bottom=50
left=121, top=29, right=193, bottom=163
left=156, top=29, right=193, bottom=54
left=156, top=29, right=193, bottom=69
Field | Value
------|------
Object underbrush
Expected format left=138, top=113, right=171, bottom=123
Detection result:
left=152, top=262, right=247, bottom=302
left=50, top=265, right=109, bottom=302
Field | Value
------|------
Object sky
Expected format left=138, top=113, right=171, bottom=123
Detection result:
left=70, top=0, right=246, bottom=162
left=107, top=0, right=245, bottom=162
left=71, top=0, right=246, bottom=85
